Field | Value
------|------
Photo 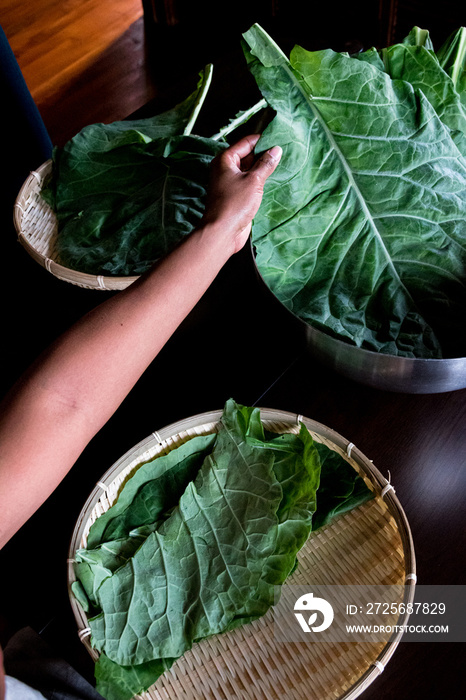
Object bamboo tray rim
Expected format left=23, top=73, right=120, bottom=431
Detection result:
left=14, top=160, right=139, bottom=291
left=68, top=407, right=416, bottom=700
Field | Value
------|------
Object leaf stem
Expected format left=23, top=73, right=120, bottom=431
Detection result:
left=183, top=64, right=214, bottom=136
left=211, top=99, right=268, bottom=141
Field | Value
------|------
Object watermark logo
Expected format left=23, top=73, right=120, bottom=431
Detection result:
left=294, top=592, right=334, bottom=633
left=275, top=585, right=465, bottom=643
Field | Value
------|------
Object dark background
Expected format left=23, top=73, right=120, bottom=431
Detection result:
left=142, top=0, right=464, bottom=51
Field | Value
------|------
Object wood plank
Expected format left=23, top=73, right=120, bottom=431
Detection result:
left=39, top=19, right=161, bottom=145
left=2, top=0, right=143, bottom=107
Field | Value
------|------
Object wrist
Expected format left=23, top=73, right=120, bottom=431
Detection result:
left=194, top=221, right=239, bottom=263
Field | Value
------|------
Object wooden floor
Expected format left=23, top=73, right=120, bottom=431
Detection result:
left=1, top=0, right=159, bottom=146
left=3, top=0, right=143, bottom=105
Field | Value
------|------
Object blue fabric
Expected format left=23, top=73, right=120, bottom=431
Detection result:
left=5, top=675, right=47, bottom=699
left=0, top=25, right=53, bottom=226
left=3, top=627, right=103, bottom=700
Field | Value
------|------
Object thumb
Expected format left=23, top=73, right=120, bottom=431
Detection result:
left=251, top=145, right=282, bottom=182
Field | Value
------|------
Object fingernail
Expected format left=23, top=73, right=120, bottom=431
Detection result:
left=268, top=145, right=283, bottom=160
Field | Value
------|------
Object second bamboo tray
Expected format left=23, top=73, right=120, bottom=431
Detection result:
left=68, top=407, right=415, bottom=700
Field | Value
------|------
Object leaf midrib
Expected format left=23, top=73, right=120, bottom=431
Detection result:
left=273, top=49, right=416, bottom=303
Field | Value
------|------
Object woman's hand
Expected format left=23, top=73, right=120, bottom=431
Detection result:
left=202, top=134, right=282, bottom=255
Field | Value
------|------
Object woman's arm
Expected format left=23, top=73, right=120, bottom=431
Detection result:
left=0, top=135, right=282, bottom=549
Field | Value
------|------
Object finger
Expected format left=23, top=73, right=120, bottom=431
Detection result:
left=223, top=134, right=261, bottom=167
left=250, top=145, right=282, bottom=180
left=240, top=151, right=256, bottom=171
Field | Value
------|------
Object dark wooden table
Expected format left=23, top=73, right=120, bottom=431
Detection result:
left=1, top=239, right=465, bottom=699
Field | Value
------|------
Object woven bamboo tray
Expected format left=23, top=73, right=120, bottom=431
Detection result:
left=68, top=408, right=416, bottom=700
left=13, top=160, right=138, bottom=290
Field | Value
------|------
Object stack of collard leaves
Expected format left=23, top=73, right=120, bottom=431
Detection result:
left=72, top=400, right=372, bottom=700
left=42, top=66, right=262, bottom=278
left=42, top=66, right=227, bottom=276
left=44, top=25, right=466, bottom=360
left=244, top=25, right=466, bottom=359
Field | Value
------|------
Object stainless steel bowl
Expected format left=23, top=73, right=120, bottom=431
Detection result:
left=303, top=322, right=466, bottom=394
left=251, top=245, right=466, bottom=394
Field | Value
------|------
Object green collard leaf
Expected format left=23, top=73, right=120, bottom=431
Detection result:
left=43, top=66, right=225, bottom=276
left=313, top=443, right=374, bottom=531
left=351, top=46, right=386, bottom=72
left=73, top=400, right=373, bottom=697
left=74, top=538, right=143, bottom=609
left=182, top=64, right=214, bottom=135
left=256, top=426, right=320, bottom=586
left=86, top=433, right=216, bottom=548
left=42, top=66, right=213, bottom=211
left=77, top=399, right=323, bottom=687
left=73, top=434, right=217, bottom=611
left=95, top=653, right=174, bottom=700
left=401, top=26, right=435, bottom=51
left=437, top=27, right=466, bottom=105
left=88, top=401, right=288, bottom=666
left=51, top=65, right=214, bottom=162
left=70, top=580, right=91, bottom=614
left=380, top=40, right=466, bottom=142
left=243, top=24, right=466, bottom=359
left=51, top=134, right=225, bottom=276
